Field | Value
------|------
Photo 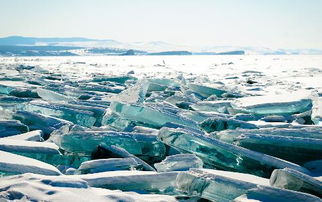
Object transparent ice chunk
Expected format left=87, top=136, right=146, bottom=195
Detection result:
left=176, top=168, right=319, bottom=202
left=199, top=117, right=258, bottom=133
left=187, top=83, right=227, bottom=98
left=77, top=158, right=143, bottom=174
left=215, top=130, right=322, bottom=164
left=154, top=154, right=203, bottom=172
left=109, top=101, right=197, bottom=128
left=49, top=125, right=166, bottom=161
left=1, top=130, right=43, bottom=141
left=270, top=168, right=322, bottom=197
left=0, top=150, right=61, bottom=176
left=158, top=127, right=309, bottom=177
left=232, top=92, right=313, bottom=115
left=0, top=120, right=29, bottom=137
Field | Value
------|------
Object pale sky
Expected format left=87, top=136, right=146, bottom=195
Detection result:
left=1, top=0, right=322, bottom=49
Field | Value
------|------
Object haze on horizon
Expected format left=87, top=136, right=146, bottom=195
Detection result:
left=0, top=0, right=322, bottom=49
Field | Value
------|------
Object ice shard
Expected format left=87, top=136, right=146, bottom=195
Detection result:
left=37, top=88, right=71, bottom=103
left=0, top=150, right=61, bottom=176
left=13, top=110, right=72, bottom=139
left=199, top=117, right=257, bottom=133
left=77, top=158, right=143, bottom=174
left=154, top=154, right=203, bottom=172
left=24, top=100, right=98, bottom=127
left=214, top=130, right=322, bottom=164
left=191, top=100, right=232, bottom=113
left=98, top=145, right=156, bottom=171
left=187, top=83, right=227, bottom=98
left=0, top=120, right=29, bottom=137
left=0, top=173, right=177, bottom=202
left=312, top=97, right=322, bottom=125
left=1, top=130, right=43, bottom=141
left=109, top=80, right=148, bottom=104
left=270, top=168, right=322, bottom=197
left=176, top=168, right=320, bottom=202
left=49, top=125, right=166, bottom=162
left=75, top=170, right=179, bottom=194
left=158, top=127, right=309, bottom=177
left=109, top=101, right=197, bottom=128
left=231, top=92, right=313, bottom=115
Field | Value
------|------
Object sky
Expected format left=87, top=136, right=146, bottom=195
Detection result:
left=0, top=0, right=322, bottom=49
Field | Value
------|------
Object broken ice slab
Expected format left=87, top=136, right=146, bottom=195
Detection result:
left=109, top=80, right=148, bottom=104
left=312, top=97, right=322, bottom=125
left=91, top=75, right=137, bottom=83
left=1, top=130, right=43, bottom=141
left=158, top=127, right=309, bottom=177
left=215, top=126, right=322, bottom=140
left=24, top=100, right=100, bottom=127
left=13, top=110, right=72, bottom=139
left=78, top=83, right=124, bottom=93
left=190, top=100, right=232, bottom=114
left=49, top=125, right=166, bottom=161
left=109, top=101, right=197, bottom=128
left=187, top=83, right=227, bottom=98
left=0, top=120, right=29, bottom=137
left=36, top=88, right=71, bottom=103
left=0, top=150, right=61, bottom=176
left=154, top=154, right=203, bottom=172
left=270, top=168, right=322, bottom=197
left=304, top=160, right=322, bottom=176
left=232, top=186, right=320, bottom=202
left=75, top=170, right=179, bottom=194
left=0, top=139, right=59, bottom=155
left=178, top=110, right=232, bottom=123
left=147, top=78, right=180, bottom=92
left=0, top=95, right=33, bottom=112
left=199, top=117, right=257, bottom=133
left=0, top=173, right=178, bottom=202
left=176, top=168, right=320, bottom=202
left=98, top=145, right=156, bottom=171
left=214, top=130, right=322, bottom=164
left=76, top=158, right=143, bottom=174
left=231, top=92, right=313, bottom=115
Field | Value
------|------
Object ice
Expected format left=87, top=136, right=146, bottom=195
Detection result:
left=312, top=97, right=322, bottom=125
left=0, top=173, right=177, bottom=202
left=0, top=120, right=29, bottom=137
left=1, top=56, right=322, bottom=200
left=74, top=170, right=179, bottom=194
left=13, top=110, right=72, bottom=139
left=270, top=168, right=322, bottom=197
left=37, top=88, right=71, bottom=102
left=109, top=101, right=197, bottom=128
left=109, top=80, right=148, bottom=104
left=231, top=92, right=313, bottom=115
left=187, top=83, right=227, bottom=98
left=199, top=117, right=257, bottom=132
left=176, top=168, right=319, bottom=201
left=154, top=154, right=203, bottom=172
left=49, top=125, right=166, bottom=161
left=215, top=130, right=322, bottom=164
left=24, top=100, right=98, bottom=127
left=158, top=127, right=309, bottom=177
left=98, top=145, right=156, bottom=171
left=0, top=150, right=61, bottom=175
left=304, top=160, right=322, bottom=176
left=76, top=158, right=143, bottom=174
left=190, top=100, right=232, bottom=113
left=0, top=139, right=60, bottom=154
left=1, top=130, right=43, bottom=141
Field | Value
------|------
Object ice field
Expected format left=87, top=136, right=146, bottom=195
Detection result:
left=0, top=55, right=321, bottom=201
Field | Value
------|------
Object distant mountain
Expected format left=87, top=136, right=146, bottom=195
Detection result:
left=0, top=36, right=321, bottom=56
